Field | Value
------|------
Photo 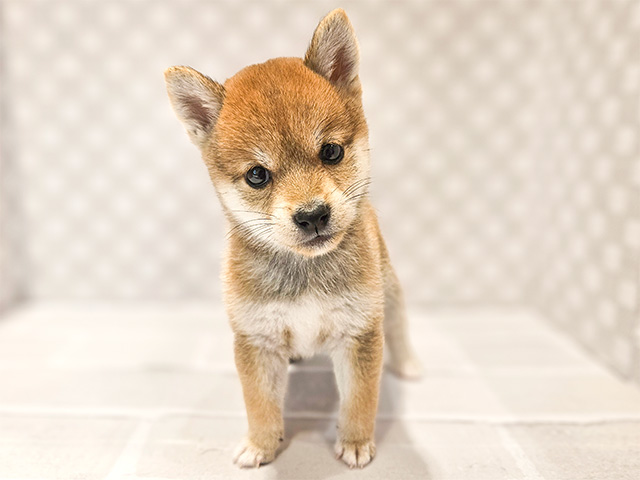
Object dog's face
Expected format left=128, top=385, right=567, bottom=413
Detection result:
left=165, top=10, right=370, bottom=257
left=208, top=58, right=370, bottom=257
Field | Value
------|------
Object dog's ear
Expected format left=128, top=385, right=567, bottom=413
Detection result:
left=164, top=66, right=225, bottom=149
left=304, top=9, right=360, bottom=94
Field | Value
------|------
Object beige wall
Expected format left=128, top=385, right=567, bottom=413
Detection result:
left=529, top=1, right=640, bottom=382
left=0, top=56, right=23, bottom=311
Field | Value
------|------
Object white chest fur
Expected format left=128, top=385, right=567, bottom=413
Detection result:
left=230, top=293, right=374, bottom=358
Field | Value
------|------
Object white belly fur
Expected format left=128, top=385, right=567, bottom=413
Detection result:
left=230, top=293, right=374, bottom=358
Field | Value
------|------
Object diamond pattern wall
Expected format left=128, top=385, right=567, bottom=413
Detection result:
left=0, top=0, right=638, bottom=381
left=0, top=148, right=20, bottom=311
left=530, top=0, right=640, bottom=382
left=0, top=34, right=23, bottom=311
left=362, top=1, right=548, bottom=304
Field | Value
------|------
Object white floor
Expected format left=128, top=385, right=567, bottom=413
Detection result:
left=0, top=303, right=639, bottom=480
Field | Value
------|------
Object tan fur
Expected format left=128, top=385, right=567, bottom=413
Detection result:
left=164, top=8, right=421, bottom=469
left=332, top=325, right=384, bottom=466
left=232, top=333, right=287, bottom=466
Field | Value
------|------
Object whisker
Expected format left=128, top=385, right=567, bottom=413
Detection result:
left=226, top=218, right=273, bottom=239
left=344, top=177, right=370, bottom=194
left=342, top=179, right=363, bottom=197
left=351, top=180, right=373, bottom=195
left=246, top=227, right=276, bottom=247
left=343, top=177, right=372, bottom=198
left=246, top=221, right=275, bottom=235
left=248, top=224, right=274, bottom=235
left=345, top=192, right=370, bottom=203
left=330, top=183, right=342, bottom=196
left=229, top=209, right=276, bottom=218
left=228, top=226, right=270, bottom=241
left=344, top=181, right=372, bottom=201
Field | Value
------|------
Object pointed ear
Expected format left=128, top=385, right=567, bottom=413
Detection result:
left=304, top=9, right=360, bottom=93
left=164, top=66, right=225, bottom=149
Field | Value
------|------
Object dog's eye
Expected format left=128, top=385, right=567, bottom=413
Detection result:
left=245, top=166, right=271, bottom=189
left=319, top=143, right=344, bottom=165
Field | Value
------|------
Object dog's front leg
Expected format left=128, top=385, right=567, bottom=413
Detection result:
left=331, top=325, right=384, bottom=468
left=232, top=333, right=288, bottom=468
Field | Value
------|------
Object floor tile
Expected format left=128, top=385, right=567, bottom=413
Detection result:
left=0, top=303, right=234, bottom=371
left=507, top=422, right=640, bottom=480
left=1, top=303, right=639, bottom=479
left=0, top=415, right=136, bottom=480
left=133, top=417, right=523, bottom=480
left=0, top=370, right=245, bottom=414
left=484, top=374, right=640, bottom=419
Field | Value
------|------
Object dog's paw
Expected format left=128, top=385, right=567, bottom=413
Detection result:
left=232, top=438, right=276, bottom=468
left=335, top=439, right=376, bottom=468
left=387, top=354, right=423, bottom=379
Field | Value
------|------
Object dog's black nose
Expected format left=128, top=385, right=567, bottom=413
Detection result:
left=293, top=204, right=331, bottom=234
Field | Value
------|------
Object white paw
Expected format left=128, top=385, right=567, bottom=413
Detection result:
left=388, top=354, right=423, bottom=379
left=335, top=439, right=376, bottom=468
left=232, top=438, right=275, bottom=468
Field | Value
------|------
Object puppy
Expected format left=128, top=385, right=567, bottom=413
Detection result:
left=164, top=8, right=421, bottom=469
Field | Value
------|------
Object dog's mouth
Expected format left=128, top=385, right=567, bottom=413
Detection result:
left=291, top=230, right=346, bottom=257
left=291, top=232, right=344, bottom=257
left=302, top=233, right=334, bottom=248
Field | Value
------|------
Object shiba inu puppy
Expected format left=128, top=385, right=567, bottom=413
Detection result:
left=164, top=8, right=421, bottom=469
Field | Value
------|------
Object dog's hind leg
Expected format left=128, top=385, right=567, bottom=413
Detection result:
left=381, top=252, right=423, bottom=379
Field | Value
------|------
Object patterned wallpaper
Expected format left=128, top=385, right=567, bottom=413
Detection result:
left=0, top=146, right=17, bottom=312
left=0, top=1, right=638, bottom=380
left=0, top=28, right=22, bottom=311
left=529, top=1, right=640, bottom=382
left=0, top=0, right=550, bottom=303
left=0, top=136, right=15, bottom=312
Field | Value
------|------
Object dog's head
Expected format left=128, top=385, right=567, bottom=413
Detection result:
left=165, top=9, right=370, bottom=257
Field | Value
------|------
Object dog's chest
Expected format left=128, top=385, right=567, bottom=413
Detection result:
left=232, top=294, right=369, bottom=357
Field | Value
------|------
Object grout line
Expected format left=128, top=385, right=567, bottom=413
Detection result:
left=1, top=405, right=640, bottom=425
left=497, top=426, right=545, bottom=480
left=104, top=418, right=155, bottom=480
left=462, top=341, right=546, bottom=480
left=0, top=364, right=607, bottom=376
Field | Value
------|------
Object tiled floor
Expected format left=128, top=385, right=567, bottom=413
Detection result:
left=0, top=303, right=639, bottom=479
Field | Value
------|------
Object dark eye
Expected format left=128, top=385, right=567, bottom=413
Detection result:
left=319, top=143, right=344, bottom=165
left=245, top=166, right=271, bottom=189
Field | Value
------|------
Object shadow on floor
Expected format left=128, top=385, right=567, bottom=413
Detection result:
left=271, top=355, right=431, bottom=479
